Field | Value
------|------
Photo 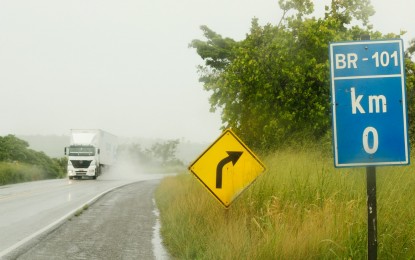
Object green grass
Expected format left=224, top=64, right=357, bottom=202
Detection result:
left=74, top=204, right=89, bottom=217
left=0, top=162, right=46, bottom=185
left=155, top=148, right=415, bottom=259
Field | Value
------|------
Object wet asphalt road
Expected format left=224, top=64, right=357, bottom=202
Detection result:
left=7, top=180, right=169, bottom=260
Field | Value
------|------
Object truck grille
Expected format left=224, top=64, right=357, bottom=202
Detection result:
left=75, top=170, right=87, bottom=175
left=71, top=160, right=92, bottom=168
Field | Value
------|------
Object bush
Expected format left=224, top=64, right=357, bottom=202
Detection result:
left=0, top=135, right=66, bottom=185
left=0, top=162, right=45, bottom=185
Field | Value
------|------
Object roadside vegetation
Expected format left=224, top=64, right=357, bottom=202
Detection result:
left=156, top=0, right=415, bottom=258
left=0, top=135, right=66, bottom=185
left=156, top=147, right=415, bottom=258
left=0, top=134, right=184, bottom=185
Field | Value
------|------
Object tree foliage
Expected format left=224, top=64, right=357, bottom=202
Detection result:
left=0, top=135, right=65, bottom=181
left=118, top=139, right=184, bottom=168
left=150, top=139, right=182, bottom=166
left=405, top=44, right=415, bottom=145
left=118, top=143, right=152, bottom=164
left=190, top=0, right=415, bottom=150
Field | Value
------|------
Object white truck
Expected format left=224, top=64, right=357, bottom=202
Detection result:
left=65, top=129, right=117, bottom=179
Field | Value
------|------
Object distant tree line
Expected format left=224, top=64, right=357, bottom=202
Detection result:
left=117, top=139, right=184, bottom=170
left=0, top=135, right=66, bottom=185
left=190, top=0, right=415, bottom=151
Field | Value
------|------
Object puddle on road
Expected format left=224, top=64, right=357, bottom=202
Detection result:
left=152, top=199, right=170, bottom=260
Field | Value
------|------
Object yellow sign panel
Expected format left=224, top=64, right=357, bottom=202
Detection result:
left=189, top=129, right=266, bottom=208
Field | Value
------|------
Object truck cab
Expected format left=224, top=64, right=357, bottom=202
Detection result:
left=66, top=145, right=101, bottom=179
left=65, top=129, right=117, bottom=180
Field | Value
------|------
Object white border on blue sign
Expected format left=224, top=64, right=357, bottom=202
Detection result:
left=329, top=39, right=409, bottom=167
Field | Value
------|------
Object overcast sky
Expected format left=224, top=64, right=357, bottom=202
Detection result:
left=0, top=0, right=413, bottom=143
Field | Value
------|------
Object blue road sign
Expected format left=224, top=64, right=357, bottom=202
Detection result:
left=329, top=39, right=409, bottom=167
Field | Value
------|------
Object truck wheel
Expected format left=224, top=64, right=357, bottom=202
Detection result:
left=94, top=167, right=100, bottom=179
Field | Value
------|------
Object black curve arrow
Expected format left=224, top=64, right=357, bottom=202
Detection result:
left=216, top=151, right=243, bottom=189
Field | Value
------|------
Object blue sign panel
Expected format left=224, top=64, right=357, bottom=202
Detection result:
left=329, top=39, right=409, bottom=167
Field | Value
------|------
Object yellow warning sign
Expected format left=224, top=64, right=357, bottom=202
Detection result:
left=188, top=129, right=266, bottom=208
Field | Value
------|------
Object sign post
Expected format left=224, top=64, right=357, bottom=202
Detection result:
left=366, top=166, right=377, bottom=259
left=329, top=39, right=409, bottom=259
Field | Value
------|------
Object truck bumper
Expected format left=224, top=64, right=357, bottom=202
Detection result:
left=68, top=166, right=97, bottom=178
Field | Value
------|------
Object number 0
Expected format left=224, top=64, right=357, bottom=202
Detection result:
left=363, top=127, right=379, bottom=154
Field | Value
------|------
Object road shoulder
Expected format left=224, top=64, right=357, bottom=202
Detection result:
left=12, top=180, right=168, bottom=260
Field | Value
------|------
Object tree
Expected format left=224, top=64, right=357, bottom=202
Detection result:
left=150, top=139, right=181, bottom=166
left=118, top=143, right=152, bottom=164
left=0, top=135, right=65, bottom=179
left=405, top=40, right=415, bottom=145
left=0, top=135, right=30, bottom=162
left=190, top=0, right=414, bottom=150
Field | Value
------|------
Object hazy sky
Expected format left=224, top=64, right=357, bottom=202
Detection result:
left=0, top=0, right=414, bottom=143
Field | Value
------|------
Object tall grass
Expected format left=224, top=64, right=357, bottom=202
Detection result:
left=0, top=162, right=46, bottom=185
left=155, top=148, right=415, bottom=259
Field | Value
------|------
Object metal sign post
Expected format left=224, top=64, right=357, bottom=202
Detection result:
left=363, top=35, right=377, bottom=260
left=366, top=166, right=377, bottom=259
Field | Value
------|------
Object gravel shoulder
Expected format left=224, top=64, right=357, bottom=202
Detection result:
left=10, top=179, right=168, bottom=260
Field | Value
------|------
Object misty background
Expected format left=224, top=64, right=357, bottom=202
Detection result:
left=1, top=0, right=414, bottom=160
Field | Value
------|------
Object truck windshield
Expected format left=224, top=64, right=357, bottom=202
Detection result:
left=68, top=146, right=95, bottom=156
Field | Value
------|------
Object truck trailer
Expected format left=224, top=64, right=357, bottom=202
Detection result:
left=65, top=129, right=117, bottom=179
